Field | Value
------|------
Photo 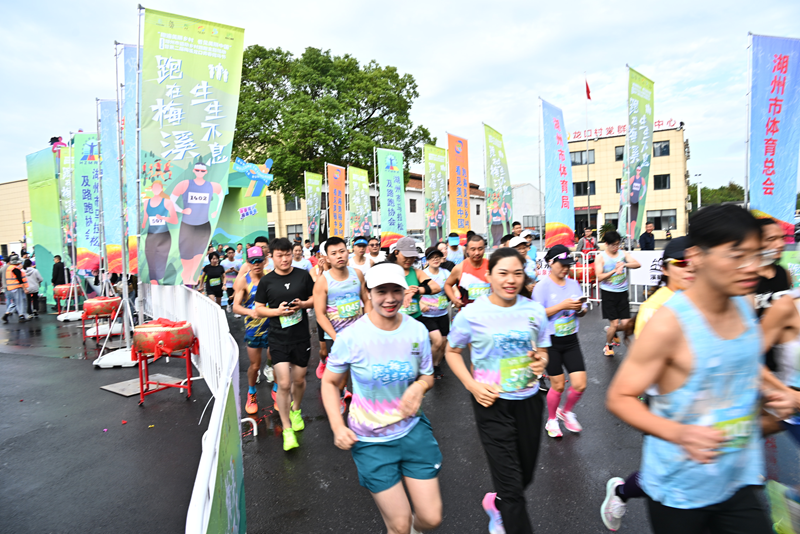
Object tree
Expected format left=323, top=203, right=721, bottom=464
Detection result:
left=687, top=181, right=744, bottom=212
left=233, top=46, right=435, bottom=196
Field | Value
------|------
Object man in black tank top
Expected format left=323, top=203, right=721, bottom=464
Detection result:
left=755, top=218, right=793, bottom=372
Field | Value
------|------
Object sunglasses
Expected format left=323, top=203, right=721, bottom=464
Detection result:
left=664, top=259, right=689, bottom=268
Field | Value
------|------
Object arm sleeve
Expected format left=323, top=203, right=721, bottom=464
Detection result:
left=447, top=310, right=472, bottom=349
left=325, top=331, right=351, bottom=374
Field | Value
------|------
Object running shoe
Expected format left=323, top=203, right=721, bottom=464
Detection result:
left=2, top=313, right=9, bottom=324
left=263, top=365, right=274, bottom=383
left=604, top=345, right=615, bottom=357
left=272, top=382, right=279, bottom=411
left=556, top=408, right=583, bottom=433
left=227, top=304, right=232, bottom=313
left=245, top=392, right=258, bottom=415
left=233, top=313, right=241, bottom=318
left=545, top=418, right=563, bottom=438
left=340, top=388, right=352, bottom=414
left=282, top=428, right=299, bottom=451
left=601, top=477, right=627, bottom=531
left=433, top=365, right=443, bottom=379
left=290, top=408, right=304, bottom=431
left=612, top=336, right=621, bottom=347
left=316, top=359, right=326, bottom=379
left=481, top=492, right=506, bottom=534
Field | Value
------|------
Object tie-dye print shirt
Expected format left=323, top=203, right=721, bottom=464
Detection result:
left=327, top=314, right=433, bottom=442
left=448, top=295, right=551, bottom=400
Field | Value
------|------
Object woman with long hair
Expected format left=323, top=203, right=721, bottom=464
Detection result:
left=142, top=180, right=178, bottom=284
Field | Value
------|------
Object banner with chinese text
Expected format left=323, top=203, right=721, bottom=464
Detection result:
left=99, top=100, right=125, bottom=273
left=749, top=34, right=800, bottom=240
left=327, top=163, right=346, bottom=238
left=376, top=148, right=406, bottom=248
left=123, top=45, right=141, bottom=250
left=618, top=68, right=654, bottom=242
left=447, top=134, right=471, bottom=244
left=73, top=133, right=101, bottom=269
left=140, top=9, right=244, bottom=285
left=304, top=171, right=322, bottom=245
left=58, top=144, right=75, bottom=262
left=26, top=147, right=61, bottom=304
left=484, top=125, right=513, bottom=249
left=542, top=100, right=575, bottom=248
left=348, top=166, right=371, bottom=238
left=423, top=145, right=447, bottom=249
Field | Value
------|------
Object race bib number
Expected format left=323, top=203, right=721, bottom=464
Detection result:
left=149, top=216, right=166, bottom=226
left=554, top=314, right=576, bottom=336
left=609, top=271, right=626, bottom=285
left=188, top=192, right=210, bottom=204
left=499, top=355, right=535, bottom=392
left=401, top=300, right=420, bottom=315
left=209, top=277, right=221, bottom=287
left=467, top=283, right=491, bottom=300
left=714, top=413, right=755, bottom=451
left=279, top=309, right=302, bottom=328
left=335, top=294, right=361, bottom=318
left=420, top=294, right=448, bottom=310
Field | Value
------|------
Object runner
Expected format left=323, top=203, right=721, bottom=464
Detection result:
left=2, top=254, right=28, bottom=323
left=291, top=243, right=313, bottom=272
left=232, top=246, right=270, bottom=416
left=253, top=238, right=316, bottom=451
left=420, top=246, right=451, bottom=380
left=234, top=243, right=244, bottom=261
left=142, top=180, right=178, bottom=284
left=311, top=246, right=331, bottom=378
left=446, top=232, right=465, bottom=266
left=221, top=247, right=242, bottom=313
left=444, top=234, right=490, bottom=310
left=509, top=236, right=538, bottom=290
left=368, top=237, right=386, bottom=264
left=606, top=204, right=790, bottom=534
left=349, top=236, right=373, bottom=277
left=235, top=235, right=274, bottom=285
left=446, top=247, right=550, bottom=534
left=320, top=262, right=442, bottom=534
left=388, top=237, right=441, bottom=322
left=521, top=229, right=538, bottom=263
left=595, top=230, right=640, bottom=357
left=197, top=251, right=224, bottom=306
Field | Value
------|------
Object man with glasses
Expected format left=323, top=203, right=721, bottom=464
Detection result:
left=595, top=230, right=640, bottom=357
left=367, top=237, right=386, bottom=264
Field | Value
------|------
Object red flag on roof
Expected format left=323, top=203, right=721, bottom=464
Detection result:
left=585, top=79, right=591, bottom=100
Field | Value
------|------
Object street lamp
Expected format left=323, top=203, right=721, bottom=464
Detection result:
left=694, top=174, right=702, bottom=210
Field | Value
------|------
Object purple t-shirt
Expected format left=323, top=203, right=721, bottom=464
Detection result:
left=532, top=275, right=584, bottom=338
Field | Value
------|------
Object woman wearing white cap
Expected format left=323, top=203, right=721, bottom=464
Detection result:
left=321, top=262, right=442, bottom=534
left=388, top=237, right=441, bottom=321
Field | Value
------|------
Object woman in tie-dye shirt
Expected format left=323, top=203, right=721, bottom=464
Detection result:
left=321, top=262, right=443, bottom=534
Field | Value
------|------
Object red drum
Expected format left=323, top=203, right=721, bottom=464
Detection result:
left=132, top=319, right=195, bottom=356
left=570, top=264, right=596, bottom=284
left=82, top=296, right=122, bottom=318
left=53, top=285, right=71, bottom=300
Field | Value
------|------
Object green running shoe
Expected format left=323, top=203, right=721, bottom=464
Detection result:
left=290, top=409, right=305, bottom=431
left=283, top=428, right=299, bottom=451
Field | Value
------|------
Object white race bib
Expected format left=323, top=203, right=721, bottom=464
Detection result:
left=188, top=192, right=210, bottom=204
left=149, top=216, right=166, bottom=226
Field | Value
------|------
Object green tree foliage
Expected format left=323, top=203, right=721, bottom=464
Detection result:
left=233, top=46, right=435, bottom=196
left=687, top=181, right=744, bottom=212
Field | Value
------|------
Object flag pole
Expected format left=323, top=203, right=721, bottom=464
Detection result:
left=744, top=32, right=753, bottom=210
left=585, top=73, right=592, bottom=233
left=537, top=98, right=544, bottom=251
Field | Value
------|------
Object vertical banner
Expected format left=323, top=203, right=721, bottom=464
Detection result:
left=348, top=166, right=371, bottom=238
left=423, top=145, right=447, bottom=249
left=447, top=134, right=471, bottom=244
left=99, top=100, right=124, bottom=273
left=26, top=148, right=61, bottom=304
left=141, top=9, right=244, bottom=285
left=749, top=35, right=800, bottom=239
left=73, top=133, right=101, bottom=269
left=59, top=144, right=75, bottom=263
left=542, top=99, right=575, bottom=248
left=327, top=163, right=346, bottom=238
left=484, top=124, right=513, bottom=249
left=618, top=68, right=654, bottom=241
left=123, top=44, right=142, bottom=272
left=304, top=171, right=322, bottom=245
left=376, top=148, right=406, bottom=248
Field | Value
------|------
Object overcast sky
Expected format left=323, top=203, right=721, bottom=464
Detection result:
left=3, top=0, right=799, bottom=191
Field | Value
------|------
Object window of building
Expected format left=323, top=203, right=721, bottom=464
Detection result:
left=654, top=174, right=670, bottom=190
left=605, top=213, right=619, bottom=225
left=409, top=199, right=417, bottom=212
left=370, top=195, right=377, bottom=212
left=286, top=224, right=303, bottom=241
left=569, top=149, right=595, bottom=166
left=615, top=146, right=624, bottom=162
left=615, top=179, right=622, bottom=193
left=523, top=215, right=544, bottom=230
left=266, top=196, right=273, bottom=213
left=268, top=223, right=276, bottom=242
left=646, top=209, right=677, bottom=231
left=653, top=141, right=670, bottom=157
left=573, top=181, right=596, bottom=196
left=285, top=196, right=300, bottom=211
left=476, top=203, right=481, bottom=216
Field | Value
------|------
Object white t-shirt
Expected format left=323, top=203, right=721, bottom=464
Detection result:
left=349, top=256, right=372, bottom=277
left=369, top=251, right=386, bottom=264
left=303, top=246, right=313, bottom=259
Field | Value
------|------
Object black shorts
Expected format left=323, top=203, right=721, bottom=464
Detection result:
left=420, top=314, right=450, bottom=336
left=226, top=287, right=234, bottom=299
left=271, top=340, right=312, bottom=368
left=546, top=333, right=585, bottom=377
left=206, top=286, right=223, bottom=298
left=601, top=289, right=630, bottom=320
left=178, top=222, right=211, bottom=260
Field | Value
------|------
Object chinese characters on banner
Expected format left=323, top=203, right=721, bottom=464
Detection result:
left=238, top=204, right=257, bottom=220
left=72, top=133, right=101, bottom=269
left=98, top=100, right=125, bottom=273
left=59, top=145, right=75, bottom=253
left=748, top=35, right=800, bottom=239
left=140, top=9, right=243, bottom=285
left=123, top=45, right=142, bottom=267
left=483, top=124, right=513, bottom=249
left=618, top=68, right=654, bottom=241
left=568, top=118, right=677, bottom=141
left=348, top=166, right=371, bottom=238
left=447, top=134, right=471, bottom=244
left=327, top=163, right=346, bottom=238
left=305, top=171, right=322, bottom=245
left=423, top=145, right=447, bottom=249
left=542, top=100, right=575, bottom=248
left=376, top=148, right=406, bottom=248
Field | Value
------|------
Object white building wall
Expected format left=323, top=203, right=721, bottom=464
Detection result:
left=512, top=183, right=545, bottom=230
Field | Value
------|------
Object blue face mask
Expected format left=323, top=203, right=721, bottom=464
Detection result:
left=448, top=237, right=460, bottom=246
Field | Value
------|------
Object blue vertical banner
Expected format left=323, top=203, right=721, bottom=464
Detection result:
left=123, top=44, right=141, bottom=273
left=542, top=99, right=575, bottom=248
left=98, top=100, right=123, bottom=273
left=749, top=35, right=800, bottom=239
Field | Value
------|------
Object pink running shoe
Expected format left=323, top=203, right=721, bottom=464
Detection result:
left=481, top=492, right=506, bottom=534
left=340, top=387, right=353, bottom=414
left=557, top=408, right=583, bottom=433
left=316, top=359, right=326, bottom=379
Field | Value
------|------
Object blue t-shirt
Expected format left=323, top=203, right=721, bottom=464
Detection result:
left=448, top=295, right=551, bottom=400
left=527, top=245, right=538, bottom=262
left=524, top=258, right=538, bottom=283
left=532, top=275, right=585, bottom=337
left=327, top=314, right=433, bottom=442
left=292, top=258, right=313, bottom=272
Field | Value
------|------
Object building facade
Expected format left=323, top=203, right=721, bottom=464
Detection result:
left=512, top=183, right=545, bottom=233
left=0, top=180, right=32, bottom=256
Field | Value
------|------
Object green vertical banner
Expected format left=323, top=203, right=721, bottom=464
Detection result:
left=141, top=9, right=244, bottom=285
left=377, top=148, right=406, bottom=248
left=26, top=147, right=61, bottom=304
left=618, top=68, right=654, bottom=241
left=423, top=145, right=447, bottom=249
left=348, top=166, right=371, bottom=238
left=483, top=124, right=513, bottom=249
left=73, top=133, right=101, bottom=270
left=305, top=171, right=322, bottom=245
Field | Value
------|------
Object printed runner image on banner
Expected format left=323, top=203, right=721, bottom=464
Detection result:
left=542, top=99, right=575, bottom=248
left=73, top=133, right=101, bottom=270
left=748, top=34, right=800, bottom=239
left=305, top=171, right=322, bottom=246
left=140, top=9, right=244, bottom=285
left=423, top=145, right=447, bottom=249
left=376, top=148, right=406, bottom=248
left=26, top=147, right=61, bottom=304
left=618, top=68, right=654, bottom=242
left=327, top=163, right=346, bottom=238
left=348, top=166, right=371, bottom=238
left=447, top=134, right=471, bottom=244
left=484, top=124, right=513, bottom=249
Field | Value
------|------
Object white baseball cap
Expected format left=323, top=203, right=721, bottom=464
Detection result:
left=521, top=229, right=533, bottom=238
left=509, top=236, right=529, bottom=248
left=319, top=241, right=327, bottom=257
left=364, top=262, right=409, bottom=289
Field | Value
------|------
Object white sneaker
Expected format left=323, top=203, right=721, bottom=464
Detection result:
left=545, top=418, right=562, bottom=438
left=601, top=477, right=627, bottom=531
left=557, top=408, right=583, bottom=433
left=233, top=313, right=242, bottom=318
left=263, top=366, right=274, bottom=382
left=227, top=304, right=232, bottom=313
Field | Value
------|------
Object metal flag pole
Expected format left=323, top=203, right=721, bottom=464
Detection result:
left=744, top=33, right=753, bottom=210
left=537, top=98, right=544, bottom=251
left=585, top=73, right=592, bottom=232
left=624, top=64, right=632, bottom=251
left=324, top=162, right=329, bottom=240
left=482, top=124, right=489, bottom=249
left=135, top=6, right=145, bottom=326
left=373, top=147, right=379, bottom=244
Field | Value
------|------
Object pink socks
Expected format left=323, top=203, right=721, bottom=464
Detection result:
left=564, top=387, right=583, bottom=413
left=546, top=388, right=562, bottom=420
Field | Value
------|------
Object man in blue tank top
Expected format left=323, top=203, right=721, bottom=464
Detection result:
left=606, top=204, right=793, bottom=534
